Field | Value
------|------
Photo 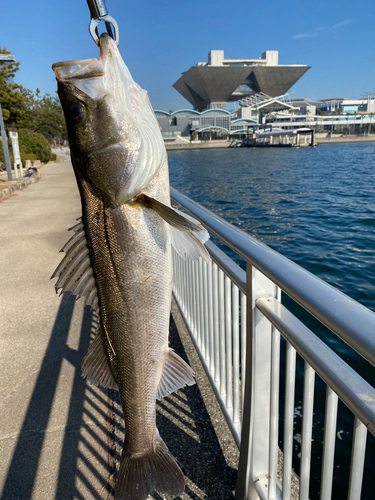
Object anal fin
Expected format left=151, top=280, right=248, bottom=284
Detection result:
left=157, top=349, right=195, bottom=399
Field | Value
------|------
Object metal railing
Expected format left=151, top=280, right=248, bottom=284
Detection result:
left=170, top=187, right=375, bottom=500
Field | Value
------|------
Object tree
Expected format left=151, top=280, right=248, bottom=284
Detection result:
left=0, top=47, right=67, bottom=141
left=26, top=93, right=67, bottom=141
left=0, top=47, right=29, bottom=126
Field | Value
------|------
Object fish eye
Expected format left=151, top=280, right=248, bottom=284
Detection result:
left=69, top=103, right=85, bottom=123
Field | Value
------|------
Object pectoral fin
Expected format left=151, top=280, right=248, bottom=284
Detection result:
left=138, top=194, right=210, bottom=262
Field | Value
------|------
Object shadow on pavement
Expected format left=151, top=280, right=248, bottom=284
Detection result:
left=1, top=295, right=236, bottom=499
left=0, top=293, right=116, bottom=500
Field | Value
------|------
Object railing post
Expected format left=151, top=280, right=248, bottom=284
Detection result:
left=236, top=264, right=279, bottom=500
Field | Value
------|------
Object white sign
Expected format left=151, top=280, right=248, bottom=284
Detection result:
left=9, top=131, right=21, bottom=165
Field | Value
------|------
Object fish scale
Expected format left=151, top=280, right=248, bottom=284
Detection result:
left=80, top=164, right=174, bottom=465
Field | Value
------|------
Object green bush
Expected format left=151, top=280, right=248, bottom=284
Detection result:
left=0, top=129, right=52, bottom=168
left=18, top=129, right=52, bottom=164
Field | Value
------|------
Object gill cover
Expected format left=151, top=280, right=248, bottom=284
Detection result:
left=52, top=34, right=165, bottom=205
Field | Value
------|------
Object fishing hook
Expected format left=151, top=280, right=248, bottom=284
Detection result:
left=86, top=0, right=120, bottom=46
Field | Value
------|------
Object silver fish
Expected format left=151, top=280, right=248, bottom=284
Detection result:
left=51, top=34, right=209, bottom=499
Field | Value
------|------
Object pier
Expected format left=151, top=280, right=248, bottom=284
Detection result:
left=245, top=127, right=315, bottom=147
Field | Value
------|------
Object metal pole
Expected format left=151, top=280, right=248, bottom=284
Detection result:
left=0, top=102, right=13, bottom=181
left=320, top=386, right=338, bottom=500
left=236, top=263, right=257, bottom=500
left=348, top=417, right=367, bottom=500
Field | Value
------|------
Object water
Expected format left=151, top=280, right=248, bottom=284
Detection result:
left=168, top=143, right=375, bottom=500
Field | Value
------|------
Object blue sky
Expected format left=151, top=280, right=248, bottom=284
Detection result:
left=1, top=0, right=375, bottom=111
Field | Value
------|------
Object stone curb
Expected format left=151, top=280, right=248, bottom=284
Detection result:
left=0, top=171, right=42, bottom=200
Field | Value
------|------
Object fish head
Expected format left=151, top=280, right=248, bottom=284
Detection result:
left=52, top=34, right=165, bottom=205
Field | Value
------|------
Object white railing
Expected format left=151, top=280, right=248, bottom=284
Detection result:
left=170, top=187, right=375, bottom=500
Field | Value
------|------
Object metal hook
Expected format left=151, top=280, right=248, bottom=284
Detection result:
left=86, top=0, right=120, bottom=46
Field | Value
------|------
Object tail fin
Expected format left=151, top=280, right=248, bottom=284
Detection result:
left=114, top=435, right=185, bottom=500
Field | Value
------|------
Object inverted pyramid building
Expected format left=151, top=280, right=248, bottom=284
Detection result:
left=173, top=50, right=310, bottom=110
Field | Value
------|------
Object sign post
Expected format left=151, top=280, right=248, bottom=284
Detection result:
left=0, top=102, right=13, bottom=181
left=9, top=131, right=23, bottom=178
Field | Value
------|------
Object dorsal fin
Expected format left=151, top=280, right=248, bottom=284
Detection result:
left=51, top=217, right=99, bottom=311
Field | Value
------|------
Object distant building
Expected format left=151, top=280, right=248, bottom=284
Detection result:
left=0, top=52, right=16, bottom=83
left=155, top=108, right=255, bottom=141
left=316, top=97, right=375, bottom=114
left=173, top=50, right=310, bottom=111
left=155, top=110, right=197, bottom=140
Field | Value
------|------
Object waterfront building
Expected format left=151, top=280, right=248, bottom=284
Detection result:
left=316, top=97, right=375, bottom=114
left=173, top=50, right=310, bottom=111
left=155, top=93, right=375, bottom=142
left=155, top=109, right=199, bottom=140
left=155, top=108, right=261, bottom=141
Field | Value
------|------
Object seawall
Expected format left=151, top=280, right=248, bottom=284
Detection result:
left=165, top=135, right=375, bottom=151
left=316, top=135, right=375, bottom=145
left=165, top=140, right=236, bottom=151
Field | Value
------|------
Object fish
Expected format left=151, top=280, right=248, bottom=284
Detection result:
left=51, top=33, right=210, bottom=499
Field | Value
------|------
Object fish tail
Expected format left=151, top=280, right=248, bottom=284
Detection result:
left=114, top=434, right=185, bottom=500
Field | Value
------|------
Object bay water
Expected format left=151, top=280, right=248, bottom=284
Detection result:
left=168, top=143, right=375, bottom=500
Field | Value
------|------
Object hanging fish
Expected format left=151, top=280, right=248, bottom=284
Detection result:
left=51, top=33, right=209, bottom=499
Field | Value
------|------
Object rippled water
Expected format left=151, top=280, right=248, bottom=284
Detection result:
left=168, top=143, right=375, bottom=500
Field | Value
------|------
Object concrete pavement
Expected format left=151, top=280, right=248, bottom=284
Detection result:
left=0, top=162, right=114, bottom=499
left=0, top=162, right=238, bottom=499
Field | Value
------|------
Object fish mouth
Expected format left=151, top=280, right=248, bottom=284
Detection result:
left=90, top=140, right=139, bottom=157
left=52, top=34, right=112, bottom=82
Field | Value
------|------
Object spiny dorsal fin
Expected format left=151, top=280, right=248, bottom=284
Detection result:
left=51, top=217, right=99, bottom=311
left=157, top=349, right=195, bottom=399
left=137, top=193, right=210, bottom=262
left=81, top=326, right=118, bottom=389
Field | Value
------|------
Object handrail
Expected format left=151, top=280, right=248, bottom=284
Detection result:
left=171, top=188, right=375, bottom=500
left=171, top=187, right=375, bottom=367
left=205, top=240, right=246, bottom=294
left=173, top=293, right=242, bottom=447
left=257, top=297, right=375, bottom=435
